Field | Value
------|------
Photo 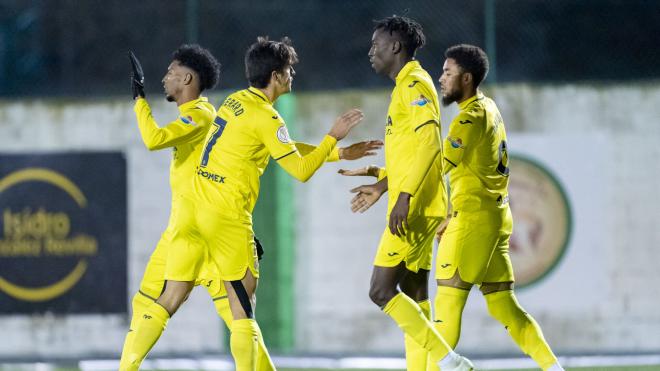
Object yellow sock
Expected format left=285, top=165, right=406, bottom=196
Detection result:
left=119, top=303, right=170, bottom=371
left=383, top=293, right=452, bottom=362
left=404, top=300, right=438, bottom=371
left=255, top=323, right=276, bottom=371
left=213, top=296, right=234, bottom=327
left=214, top=299, right=275, bottom=371
left=230, top=319, right=260, bottom=371
left=485, top=290, right=558, bottom=370
left=120, top=292, right=154, bottom=366
left=433, top=286, right=469, bottom=348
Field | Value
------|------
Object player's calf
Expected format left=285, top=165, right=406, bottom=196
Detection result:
left=156, top=280, right=194, bottom=315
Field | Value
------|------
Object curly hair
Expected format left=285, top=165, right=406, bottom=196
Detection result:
left=172, top=44, right=221, bottom=92
left=374, top=15, right=426, bottom=57
left=245, top=36, right=299, bottom=88
left=445, top=44, right=490, bottom=87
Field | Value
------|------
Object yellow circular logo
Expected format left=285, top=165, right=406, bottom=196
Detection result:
left=0, top=168, right=96, bottom=302
left=508, top=156, right=571, bottom=288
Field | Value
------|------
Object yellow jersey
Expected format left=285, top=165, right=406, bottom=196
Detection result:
left=194, top=87, right=338, bottom=223
left=134, top=96, right=216, bottom=200
left=383, top=60, right=447, bottom=217
left=443, top=92, right=509, bottom=211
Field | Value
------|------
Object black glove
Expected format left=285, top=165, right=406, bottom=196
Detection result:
left=128, top=51, right=145, bottom=99
left=254, top=236, right=264, bottom=261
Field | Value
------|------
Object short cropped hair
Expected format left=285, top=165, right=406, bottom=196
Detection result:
left=172, top=44, right=221, bottom=91
left=245, top=36, right=299, bottom=88
left=445, top=44, right=490, bottom=87
left=374, top=15, right=426, bottom=57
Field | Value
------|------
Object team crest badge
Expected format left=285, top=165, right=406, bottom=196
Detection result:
left=411, top=95, right=430, bottom=106
left=277, top=125, right=291, bottom=144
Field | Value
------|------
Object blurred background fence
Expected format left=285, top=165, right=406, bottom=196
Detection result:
left=1, top=0, right=659, bottom=97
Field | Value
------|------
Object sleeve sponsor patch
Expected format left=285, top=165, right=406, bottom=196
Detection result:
left=448, top=136, right=464, bottom=149
left=411, top=94, right=430, bottom=107
left=179, top=115, right=197, bottom=126
left=277, top=125, right=291, bottom=143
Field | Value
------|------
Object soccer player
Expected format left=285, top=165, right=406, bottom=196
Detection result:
left=434, top=44, right=564, bottom=371
left=119, top=45, right=277, bottom=371
left=124, top=36, right=377, bottom=371
left=189, top=35, right=373, bottom=371
left=347, top=16, right=473, bottom=371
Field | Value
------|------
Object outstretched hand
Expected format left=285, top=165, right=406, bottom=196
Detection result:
left=349, top=179, right=387, bottom=213
left=338, top=165, right=381, bottom=177
left=328, top=109, right=364, bottom=141
left=339, top=140, right=383, bottom=160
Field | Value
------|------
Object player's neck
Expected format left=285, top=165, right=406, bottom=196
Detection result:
left=457, top=88, right=479, bottom=105
left=388, top=57, right=413, bottom=82
left=175, top=90, right=200, bottom=106
left=258, top=86, right=278, bottom=104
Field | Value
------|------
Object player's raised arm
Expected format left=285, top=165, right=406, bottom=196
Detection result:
left=129, top=50, right=218, bottom=151
left=134, top=101, right=212, bottom=151
left=274, top=109, right=364, bottom=182
left=295, top=139, right=383, bottom=162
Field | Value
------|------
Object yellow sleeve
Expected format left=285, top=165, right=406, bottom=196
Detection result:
left=399, top=79, right=442, bottom=195
left=400, top=122, right=442, bottom=195
left=276, top=135, right=337, bottom=182
left=256, top=113, right=338, bottom=182
left=134, top=98, right=211, bottom=151
left=443, top=108, right=483, bottom=175
left=294, top=142, right=340, bottom=162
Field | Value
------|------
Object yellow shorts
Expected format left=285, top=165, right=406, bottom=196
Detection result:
left=373, top=216, right=442, bottom=273
left=195, top=203, right=259, bottom=282
left=163, top=198, right=209, bottom=282
left=436, top=207, right=514, bottom=284
left=138, top=200, right=227, bottom=300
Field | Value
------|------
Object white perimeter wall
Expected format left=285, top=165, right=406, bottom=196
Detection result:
left=0, top=82, right=659, bottom=358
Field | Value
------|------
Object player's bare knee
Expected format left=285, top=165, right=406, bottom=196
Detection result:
left=369, top=282, right=397, bottom=307
left=156, top=281, right=193, bottom=315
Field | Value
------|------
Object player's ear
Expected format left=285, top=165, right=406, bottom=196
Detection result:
left=462, top=72, right=473, bottom=87
left=183, top=72, right=193, bottom=85
left=392, top=40, right=402, bottom=55
left=270, top=70, right=280, bottom=86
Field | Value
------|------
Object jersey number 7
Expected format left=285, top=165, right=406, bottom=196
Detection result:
left=201, top=117, right=228, bottom=167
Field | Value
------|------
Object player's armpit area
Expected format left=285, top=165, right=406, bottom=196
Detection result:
left=444, top=157, right=458, bottom=168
